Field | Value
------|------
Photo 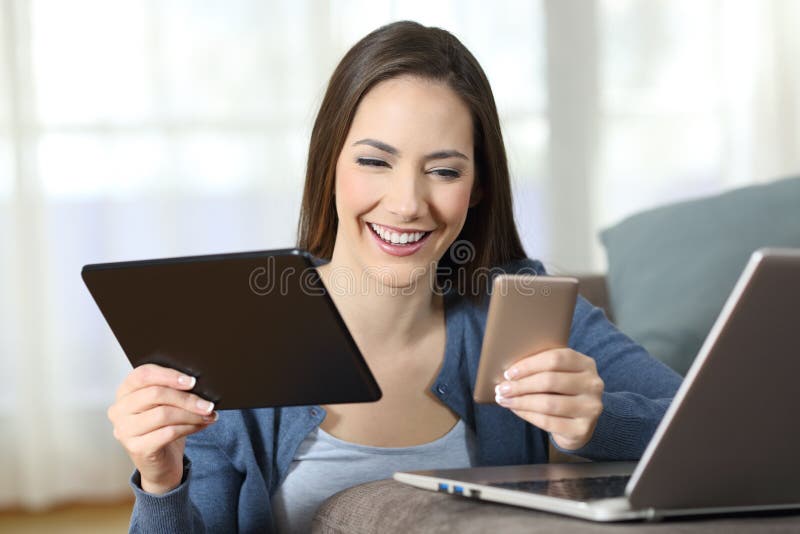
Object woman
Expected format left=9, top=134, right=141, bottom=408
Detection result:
left=108, top=21, right=682, bottom=533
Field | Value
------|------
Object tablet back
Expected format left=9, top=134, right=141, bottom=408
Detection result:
left=82, top=248, right=381, bottom=409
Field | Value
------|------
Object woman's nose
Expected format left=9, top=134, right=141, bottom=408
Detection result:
left=385, top=173, right=425, bottom=221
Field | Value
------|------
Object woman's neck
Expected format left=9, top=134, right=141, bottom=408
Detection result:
left=315, top=256, right=443, bottom=355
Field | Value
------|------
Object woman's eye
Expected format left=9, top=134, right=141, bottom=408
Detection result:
left=429, top=168, right=461, bottom=179
left=356, top=157, right=389, bottom=168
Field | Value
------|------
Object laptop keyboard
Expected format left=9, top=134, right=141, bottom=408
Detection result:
left=489, top=475, right=631, bottom=501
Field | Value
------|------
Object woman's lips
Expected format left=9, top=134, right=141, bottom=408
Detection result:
left=365, top=221, right=433, bottom=257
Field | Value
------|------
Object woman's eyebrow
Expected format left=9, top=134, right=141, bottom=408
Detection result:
left=352, top=138, right=469, bottom=161
left=353, top=138, right=399, bottom=155
left=425, top=149, right=469, bottom=161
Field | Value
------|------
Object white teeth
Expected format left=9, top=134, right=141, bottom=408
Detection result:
left=369, top=223, right=428, bottom=245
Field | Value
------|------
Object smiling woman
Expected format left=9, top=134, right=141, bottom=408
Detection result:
left=108, top=20, right=684, bottom=534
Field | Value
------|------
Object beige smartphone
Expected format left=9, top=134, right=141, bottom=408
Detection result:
left=474, top=275, right=578, bottom=403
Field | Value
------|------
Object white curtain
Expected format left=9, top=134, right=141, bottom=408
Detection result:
left=0, top=0, right=797, bottom=509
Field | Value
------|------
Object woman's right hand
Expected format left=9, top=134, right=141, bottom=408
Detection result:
left=107, top=363, right=218, bottom=495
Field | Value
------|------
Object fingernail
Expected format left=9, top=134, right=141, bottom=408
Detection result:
left=495, top=383, right=511, bottom=396
left=203, top=411, right=219, bottom=423
left=196, top=399, right=214, bottom=414
left=178, top=375, right=196, bottom=388
left=504, top=368, right=518, bottom=381
left=495, top=394, right=510, bottom=406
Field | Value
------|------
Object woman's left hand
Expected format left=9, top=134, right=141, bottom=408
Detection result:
left=494, top=348, right=604, bottom=451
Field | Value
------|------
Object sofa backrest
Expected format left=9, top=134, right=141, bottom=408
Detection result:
left=577, top=274, right=613, bottom=323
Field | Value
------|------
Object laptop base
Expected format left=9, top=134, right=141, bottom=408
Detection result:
left=394, top=462, right=800, bottom=522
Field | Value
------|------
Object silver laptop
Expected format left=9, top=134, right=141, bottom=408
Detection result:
left=395, top=248, right=800, bottom=521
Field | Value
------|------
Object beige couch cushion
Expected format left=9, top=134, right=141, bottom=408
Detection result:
left=312, top=479, right=800, bottom=533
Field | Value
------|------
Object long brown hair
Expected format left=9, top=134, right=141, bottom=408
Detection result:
left=297, top=20, right=527, bottom=301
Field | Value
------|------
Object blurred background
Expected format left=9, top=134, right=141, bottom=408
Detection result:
left=0, top=0, right=798, bottom=524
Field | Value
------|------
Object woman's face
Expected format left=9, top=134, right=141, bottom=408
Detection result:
left=332, top=75, right=479, bottom=288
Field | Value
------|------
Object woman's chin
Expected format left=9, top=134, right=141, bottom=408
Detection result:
left=364, top=264, right=432, bottom=293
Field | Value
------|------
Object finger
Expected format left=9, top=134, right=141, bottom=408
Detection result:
left=496, top=393, right=583, bottom=417
left=512, top=409, right=597, bottom=451
left=504, top=349, right=593, bottom=380
left=510, top=409, right=576, bottom=436
left=117, top=363, right=197, bottom=400
left=117, top=385, right=215, bottom=417
left=498, top=392, right=603, bottom=419
left=495, top=371, right=586, bottom=397
left=116, top=405, right=217, bottom=440
left=125, top=424, right=208, bottom=458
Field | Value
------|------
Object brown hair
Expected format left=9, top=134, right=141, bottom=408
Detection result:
left=296, top=20, right=527, bottom=300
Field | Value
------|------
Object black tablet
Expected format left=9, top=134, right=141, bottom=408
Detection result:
left=82, top=248, right=382, bottom=410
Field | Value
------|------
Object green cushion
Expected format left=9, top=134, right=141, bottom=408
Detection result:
left=600, top=176, right=800, bottom=375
